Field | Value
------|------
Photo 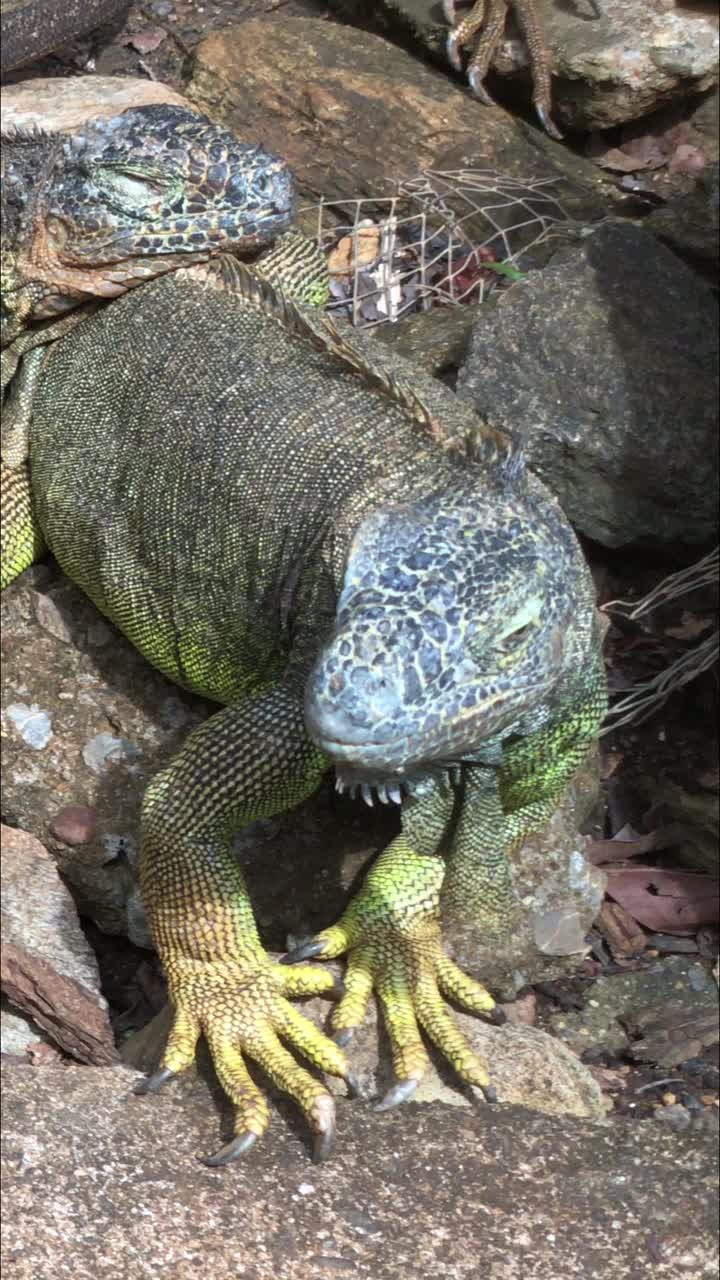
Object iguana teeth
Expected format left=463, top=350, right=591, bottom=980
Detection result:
left=335, top=776, right=344, bottom=794
left=376, top=785, right=388, bottom=805
left=387, top=785, right=402, bottom=805
left=349, top=784, right=358, bottom=800
left=361, top=784, right=374, bottom=807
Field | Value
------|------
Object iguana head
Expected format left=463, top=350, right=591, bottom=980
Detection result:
left=3, top=103, right=295, bottom=326
left=305, top=477, right=581, bottom=796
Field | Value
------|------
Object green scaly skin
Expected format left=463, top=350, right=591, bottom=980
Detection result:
left=1, top=252, right=606, bottom=1164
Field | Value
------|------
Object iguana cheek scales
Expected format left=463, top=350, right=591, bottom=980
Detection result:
left=2, top=248, right=606, bottom=1162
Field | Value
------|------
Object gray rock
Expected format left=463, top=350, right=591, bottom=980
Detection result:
left=339, top=0, right=720, bottom=131
left=457, top=221, right=719, bottom=548
left=654, top=1103, right=692, bottom=1134
left=549, top=955, right=719, bottom=1059
left=2, top=1061, right=718, bottom=1280
left=646, top=162, right=719, bottom=279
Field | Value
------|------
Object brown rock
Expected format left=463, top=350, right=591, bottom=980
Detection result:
left=0, top=75, right=188, bottom=134
left=49, top=806, right=98, bottom=847
left=0, top=825, right=115, bottom=1065
left=187, top=18, right=615, bottom=224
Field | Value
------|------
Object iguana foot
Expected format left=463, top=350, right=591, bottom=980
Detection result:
left=444, top=0, right=562, bottom=140
left=286, top=844, right=499, bottom=1108
left=133, top=955, right=350, bottom=1164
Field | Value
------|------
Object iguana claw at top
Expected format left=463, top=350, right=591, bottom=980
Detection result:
left=444, top=0, right=563, bottom=141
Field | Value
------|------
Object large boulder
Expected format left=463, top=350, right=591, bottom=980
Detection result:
left=338, top=0, right=720, bottom=132
left=2, top=1060, right=718, bottom=1280
left=457, top=221, right=719, bottom=548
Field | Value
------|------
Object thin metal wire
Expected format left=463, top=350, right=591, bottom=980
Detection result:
left=300, top=167, right=568, bottom=328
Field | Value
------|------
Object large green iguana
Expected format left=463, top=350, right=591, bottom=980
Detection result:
left=1, top=248, right=607, bottom=1164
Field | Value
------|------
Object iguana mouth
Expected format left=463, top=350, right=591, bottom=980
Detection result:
left=333, top=765, right=454, bottom=807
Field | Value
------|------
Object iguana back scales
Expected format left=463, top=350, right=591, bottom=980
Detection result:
left=7, top=255, right=606, bottom=1162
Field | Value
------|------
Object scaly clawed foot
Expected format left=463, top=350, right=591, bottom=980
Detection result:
left=444, top=0, right=563, bottom=140
left=133, top=954, right=353, bottom=1165
left=285, top=875, right=501, bottom=1111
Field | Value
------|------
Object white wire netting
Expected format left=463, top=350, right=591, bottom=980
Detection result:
left=301, top=168, right=568, bottom=327
left=600, top=547, right=719, bottom=734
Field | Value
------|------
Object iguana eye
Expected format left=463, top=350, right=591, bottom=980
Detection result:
left=499, top=621, right=533, bottom=650
left=97, top=169, right=169, bottom=207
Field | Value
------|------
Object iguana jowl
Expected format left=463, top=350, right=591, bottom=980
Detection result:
left=2, top=254, right=606, bottom=1164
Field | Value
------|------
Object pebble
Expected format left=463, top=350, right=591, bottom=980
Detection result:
left=653, top=1104, right=692, bottom=1133
left=49, top=805, right=97, bottom=845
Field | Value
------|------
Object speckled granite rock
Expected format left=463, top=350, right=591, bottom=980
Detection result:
left=2, top=1061, right=718, bottom=1280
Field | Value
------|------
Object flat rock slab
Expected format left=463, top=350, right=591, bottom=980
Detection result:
left=2, top=1062, right=717, bottom=1280
left=0, top=74, right=187, bottom=132
left=187, top=17, right=616, bottom=224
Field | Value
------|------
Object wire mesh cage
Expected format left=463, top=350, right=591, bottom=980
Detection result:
left=301, top=168, right=568, bottom=328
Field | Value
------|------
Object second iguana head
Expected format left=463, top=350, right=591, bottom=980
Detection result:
left=2, top=102, right=295, bottom=339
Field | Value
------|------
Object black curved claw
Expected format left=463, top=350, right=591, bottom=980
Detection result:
left=281, top=937, right=326, bottom=965
left=446, top=31, right=464, bottom=73
left=201, top=1131, right=258, bottom=1167
left=535, top=101, right=563, bottom=141
left=133, top=1066, right=175, bottom=1095
left=374, top=1078, right=419, bottom=1112
left=482, top=1084, right=498, bottom=1104
left=488, top=1005, right=507, bottom=1025
left=331, top=1027, right=355, bottom=1048
left=346, top=1071, right=361, bottom=1099
left=312, top=1122, right=335, bottom=1165
left=467, top=67, right=497, bottom=108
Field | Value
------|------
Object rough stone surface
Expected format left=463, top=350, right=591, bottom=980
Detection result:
left=646, top=160, right=719, bottom=278
left=2, top=1061, right=718, bottom=1280
left=549, top=955, right=719, bottom=1060
left=187, top=17, right=618, bottom=225
left=373, top=304, right=477, bottom=378
left=340, top=0, right=720, bottom=131
left=0, top=563, right=211, bottom=944
left=457, top=220, right=719, bottom=548
left=0, top=74, right=188, bottom=133
left=0, top=826, right=115, bottom=1064
left=2, top=563, right=606, bottom=995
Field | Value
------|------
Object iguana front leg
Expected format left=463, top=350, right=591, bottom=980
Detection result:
left=134, top=685, right=352, bottom=1164
left=290, top=668, right=607, bottom=1106
left=288, top=775, right=500, bottom=1106
left=445, top=0, right=562, bottom=140
left=442, top=666, right=608, bottom=941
